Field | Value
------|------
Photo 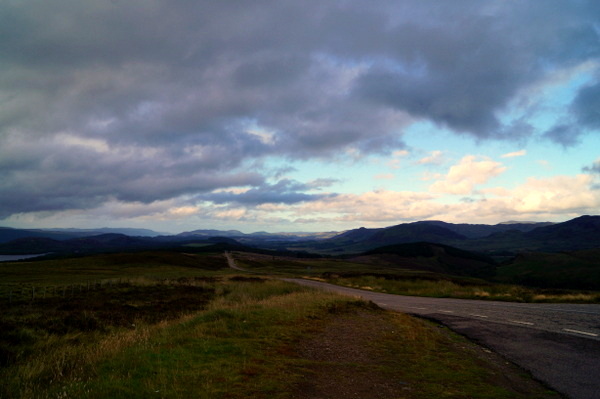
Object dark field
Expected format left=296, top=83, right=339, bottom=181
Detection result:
left=0, top=279, right=215, bottom=368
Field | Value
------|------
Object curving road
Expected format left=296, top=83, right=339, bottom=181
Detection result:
left=224, top=252, right=246, bottom=272
left=285, top=278, right=600, bottom=399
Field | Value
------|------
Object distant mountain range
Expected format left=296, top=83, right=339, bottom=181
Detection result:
left=176, top=229, right=339, bottom=242
left=0, top=227, right=164, bottom=244
left=1, top=216, right=599, bottom=290
left=286, top=216, right=599, bottom=256
left=1, top=216, right=599, bottom=258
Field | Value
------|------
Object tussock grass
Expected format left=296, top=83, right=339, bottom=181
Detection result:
left=0, top=276, right=560, bottom=398
left=327, top=275, right=600, bottom=302
left=0, top=252, right=227, bottom=286
left=370, top=312, right=558, bottom=398
left=0, top=251, right=562, bottom=398
left=0, top=277, right=347, bottom=398
left=231, top=251, right=599, bottom=303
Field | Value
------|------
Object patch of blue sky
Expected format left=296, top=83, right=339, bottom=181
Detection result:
left=400, top=122, right=598, bottom=199
left=263, top=151, right=426, bottom=196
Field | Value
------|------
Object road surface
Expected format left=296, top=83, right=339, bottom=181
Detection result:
left=285, top=278, right=600, bottom=399
left=224, top=252, right=247, bottom=272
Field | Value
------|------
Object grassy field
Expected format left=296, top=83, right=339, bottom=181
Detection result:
left=232, top=252, right=600, bottom=303
left=0, top=250, right=560, bottom=398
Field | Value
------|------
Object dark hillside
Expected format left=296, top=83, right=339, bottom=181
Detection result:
left=497, top=248, right=600, bottom=290
left=363, top=242, right=496, bottom=278
left=413, top=221, right=551, bottom=239
left=0, top=233, right=245, bottom=257
left=0, top=237, right=68, bottom=254
left=330, top=227, right=381, bottom=243
left=0, top=228, right=82, bottom=243
left=523, top=215, right=600, bottom=250
left=355, top=223, right=467, bottom=251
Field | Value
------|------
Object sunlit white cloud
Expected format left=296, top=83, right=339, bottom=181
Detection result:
left=501, top=149, right=526, bottom=158
left=429, top=155, right=506, bottom=195
left=416, top=150, right=444, bottom=165
left=392, top=150, right=410, bottom=157
left=273, top=173, right=600, bottom=227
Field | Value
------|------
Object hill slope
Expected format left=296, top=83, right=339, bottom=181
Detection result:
left=297, top=216, right=599, bottom=256
left=497, top=248, right=600, bottom=290
left=363, top=242, right=496, bottom=278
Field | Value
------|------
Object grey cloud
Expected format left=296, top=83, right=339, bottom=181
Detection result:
left=351, top=2, right=599, bottom=138
left=199, top=179, right=336, bottom=206
left=543, top=124, right=582, bottom=147
left=543, top=80, right=600, bottom=147
left=583, top=160, right=600, bottom=175
left=1, top=0, right=599, bottom=217
left=0, top=136, right=264, bottom=217
left=305, top=178, right=340, bottom=190
left=572, top=81, right=600, bottom=129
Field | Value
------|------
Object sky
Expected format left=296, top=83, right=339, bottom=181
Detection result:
left=1, top=0, right=600, bottom=234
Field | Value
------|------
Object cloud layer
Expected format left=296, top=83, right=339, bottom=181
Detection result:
left=1, top=1, right=599, bottom=227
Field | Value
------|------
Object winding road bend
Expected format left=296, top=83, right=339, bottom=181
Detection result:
left=285, top=279, right=600, bottom=399
left=224, top=251, right=246, bottom=272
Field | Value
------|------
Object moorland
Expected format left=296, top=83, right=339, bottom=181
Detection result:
left=1, top=215, right=598, bottom=397
left=0, top=250, right=560, bottom=398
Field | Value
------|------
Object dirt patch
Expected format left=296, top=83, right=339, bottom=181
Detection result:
left=291, top=310, right=412, bottom=399
left=291, top=308, right=560, bottom=399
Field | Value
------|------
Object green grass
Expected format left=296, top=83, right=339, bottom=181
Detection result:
left=323, top=275, right=600, bottom=302
left=0, top=251, right=227, bottom=285
left=0, top=277, right=557, bottom=399
left=0, top=276, right=349, bottom=398
left=367, top=311, right=557, bottom=399
left=0, top=250, right=562, bottom=398
left=232, top=252, right=600, bottom=303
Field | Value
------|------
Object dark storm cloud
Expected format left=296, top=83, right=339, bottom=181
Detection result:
left=1, top=0, right=599, bottom=217
left=352, top=2, right=600, bottom=138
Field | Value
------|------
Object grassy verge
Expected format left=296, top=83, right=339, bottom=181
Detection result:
left=0, top=276, right=559, bottom=399
left=294, top=308, right=558, bottom=399
left=382, top=313, right=558, bottom=398
left=232, top=251, right=600, bottom=303
left=323, top=274, right=600, bottom=303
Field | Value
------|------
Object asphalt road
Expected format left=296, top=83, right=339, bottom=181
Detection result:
left=286, top=279, right=600, bottom=399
